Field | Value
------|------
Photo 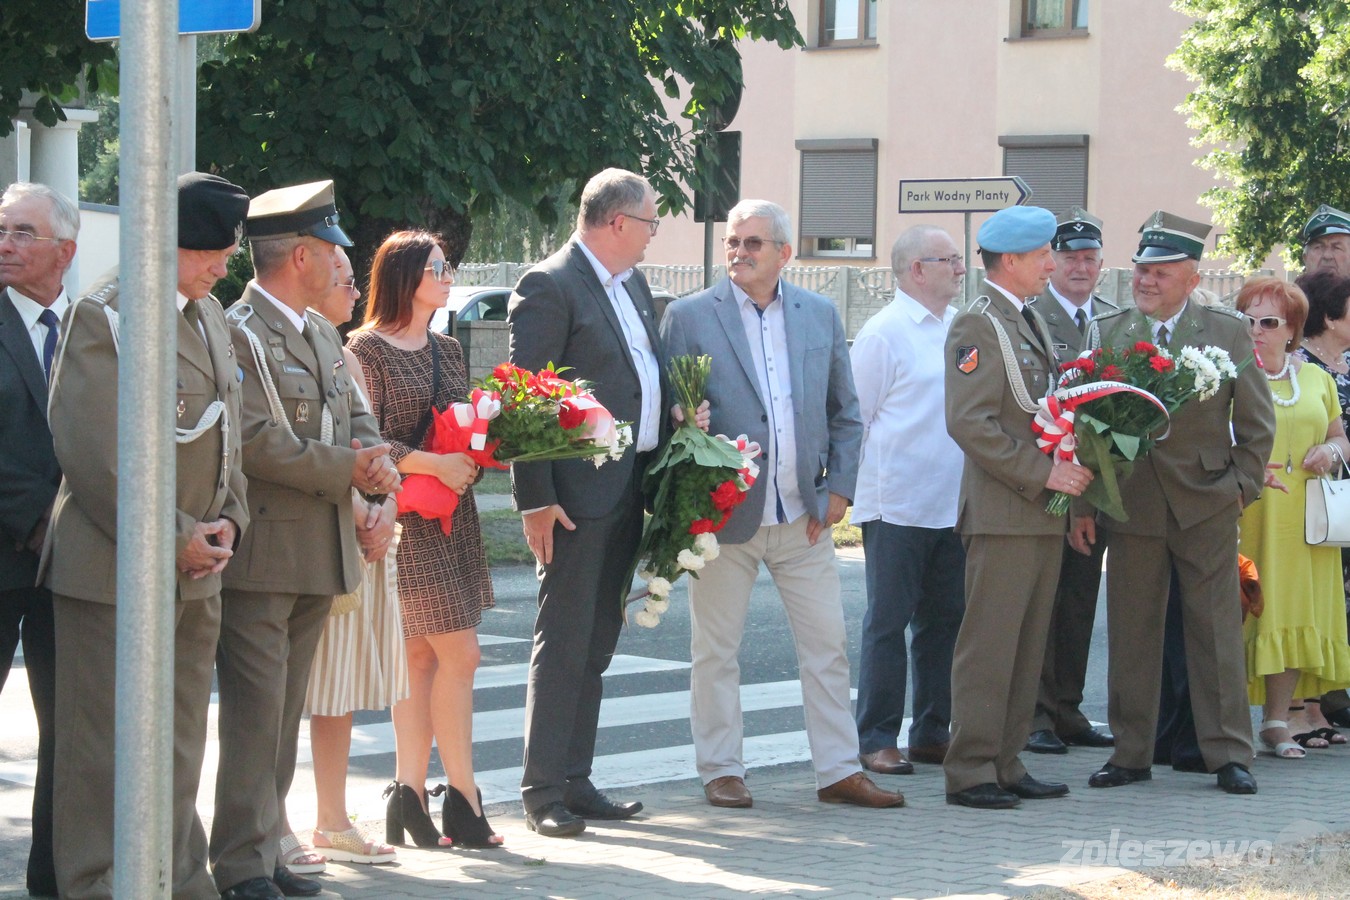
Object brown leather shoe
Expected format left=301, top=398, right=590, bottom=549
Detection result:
left=704, top=775, right=753, bottom=808
left=906, top=743, right=949, bottom=765
left=817, top=771, right=905, bottom=808
left=860, top=747, right=914, bottom=775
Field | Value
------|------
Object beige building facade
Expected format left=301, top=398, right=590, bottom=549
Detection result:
left=644, top=0, right=1283, bottom=275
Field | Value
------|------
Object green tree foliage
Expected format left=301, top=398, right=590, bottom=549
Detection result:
left=0, top=1, right=116, bottom=134
left=194, top=0, right=799, bottom=267
left=1171, top=0, right=1350, bottom=269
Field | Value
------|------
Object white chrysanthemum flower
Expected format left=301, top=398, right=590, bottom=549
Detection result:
left=646, top=597, right=670, bottom=615
left=1202, top=345, right=1237, bottom=379
left=634, top=608, right=661, bottom=628
left=694, top=532, right=720, bottom=560
left=647, top=576, right=672, bottom=597
left=638, top=568, right=655, bottom=581
left=677, top=548, right=706, bottom=571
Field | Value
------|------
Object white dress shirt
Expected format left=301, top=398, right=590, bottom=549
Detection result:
left=1049, top=282, right=1094, bottom=323
left=7, top=287, right=69, bottom=380
left=576, top=239, right=660, bottom=452
left=733, top=279, right=806, bottom=527
left=850, top=290, right=962, bottom=528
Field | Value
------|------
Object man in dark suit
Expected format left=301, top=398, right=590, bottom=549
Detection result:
left=213, top=181, right=399, bottom=900
left=660, top=199, right=903, bottom=811
left=942, top=206, right=1095, bottom=810
left=0, top=181, right=78, bottom=898
left=508, top=168, right=663, bottom=837
left=1024, top=208, right=1117, bottom=755
left=1071, top=211, right=1275, bottom=795
left=46, top=173, right=251, bottom=899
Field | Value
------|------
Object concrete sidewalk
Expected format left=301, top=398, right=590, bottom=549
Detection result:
left=3, top=745, right=1346, bottom=899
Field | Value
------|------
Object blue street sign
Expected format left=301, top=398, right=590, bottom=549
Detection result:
left=87, top=0, right=261, bottom=41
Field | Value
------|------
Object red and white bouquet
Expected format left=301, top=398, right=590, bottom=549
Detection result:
left=1034, top=340, right=1244, bottom=519
left=396, top=363, right=631, bottom=533
left=625, top=355, right=761, bottom=628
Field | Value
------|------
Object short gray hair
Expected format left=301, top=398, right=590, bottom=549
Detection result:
left=577, top=168, right=653, bottom=230
left=891, top=225, right=948, bottom=277
left=727, top=199, right=791, bottom=244
left=250, top=235, right=306, bottom=276
left=0, top=182, right=80, bottom=241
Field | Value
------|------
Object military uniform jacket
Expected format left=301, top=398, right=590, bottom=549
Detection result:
left=224, top=282, right=381, bottom=596
left=944, top=290, right=1062, bottom=537
left=1028, top=288, right=1118, bottom=360
left=1088, top=304, right=1275, bottom=535
left=45, top=271, right=249, bottom=604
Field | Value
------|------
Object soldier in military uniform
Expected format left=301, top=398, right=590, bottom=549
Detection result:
left=1071, top=211, right=1274, bottom=796
left=211, top=181, right=401, bottom=900
left=942, top=205, right=1094, bottom=810
left=1025, top=209, right=1117, bottom=755
left=1301, top=203, right=1350, bottom=278
left=47, top=173, right=251, bottom=899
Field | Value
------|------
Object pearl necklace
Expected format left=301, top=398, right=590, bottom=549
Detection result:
left=1265, top=357, right=1300, bottom=407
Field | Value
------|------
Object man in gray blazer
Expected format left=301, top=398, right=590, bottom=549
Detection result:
left=0, top=181, right=78, bottom=897
left=509, top=168, right=664, bottom=837
left=660, top=199, right=903, bottom=811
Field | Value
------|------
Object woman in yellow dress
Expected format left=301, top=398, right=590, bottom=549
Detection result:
left=1237, top=277, right=1350, bottom=758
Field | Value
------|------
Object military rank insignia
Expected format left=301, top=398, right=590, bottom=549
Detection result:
left=296, top=400, right=310, bottom=424
left=956, top=345, right=979, bottom=374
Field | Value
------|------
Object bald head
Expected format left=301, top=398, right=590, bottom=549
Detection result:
left=892, top=225, right=965, bottom=312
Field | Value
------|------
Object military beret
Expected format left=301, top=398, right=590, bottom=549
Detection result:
left=1301, top=204, right=1350, bottom=245
left=178, top=172, right=249, bottom=251
left=1132, top=210, right=1210, bottom=263
left=977, top=205, right=1057, bottom=254
left=1052, top=207, right=1103, bottom=251
left=247, top=180, right=352, bottom=247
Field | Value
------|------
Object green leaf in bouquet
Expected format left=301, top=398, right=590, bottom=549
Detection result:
left=1111, top=430, right=1141, bottom=461
left=687, top=433, right=745, bottom=468
left=1077, top=426, right=1129, bottom=522
left=1077, top=410, right=1110, bottom=434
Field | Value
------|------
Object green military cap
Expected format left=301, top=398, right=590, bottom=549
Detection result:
left=1300, top=204, right=1350, bottom=245
left=1051, top=207, right=1103, bottom=251
left=1132, top=210, right=1210, bottom=263
left=247, top=180, right=352, bottom=247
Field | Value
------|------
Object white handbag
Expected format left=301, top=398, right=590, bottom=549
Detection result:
left=1306, top=444, right=1350, bottom=547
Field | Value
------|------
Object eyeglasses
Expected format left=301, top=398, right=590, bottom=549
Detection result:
left=1243, top=314, right=1287, bottom=331
left=424, top=259, right=456, bottom=282
left=724, top=236, right=783, bottom=253
left=339, top=278, right=359, bottom=296
left=0, top=227, right=67, bottom=248
left=918, top=255, right=964, bottom=266
left=612, top=212, right=660, bottom=236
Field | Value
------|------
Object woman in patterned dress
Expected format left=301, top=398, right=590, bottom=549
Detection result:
left=348, top=231, right=501, bottom=848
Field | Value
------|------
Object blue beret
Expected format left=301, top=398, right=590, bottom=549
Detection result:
left=977, top=206, right=1057, bottom=254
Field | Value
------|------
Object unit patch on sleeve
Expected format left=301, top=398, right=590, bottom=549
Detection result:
left=956, top=345, right=979, bottom=374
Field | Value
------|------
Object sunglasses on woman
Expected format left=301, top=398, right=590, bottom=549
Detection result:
left=1242, top=314, right=1286, bottom=331
left=425, top=259, right=456, bottom=282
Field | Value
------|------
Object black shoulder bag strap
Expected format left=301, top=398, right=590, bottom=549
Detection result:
left=408, top=332, right=440, bottom=450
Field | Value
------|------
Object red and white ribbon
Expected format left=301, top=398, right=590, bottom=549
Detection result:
left=1033, top=394, right=1079, bottom=463
left=451, top=388, right=501, bottom=451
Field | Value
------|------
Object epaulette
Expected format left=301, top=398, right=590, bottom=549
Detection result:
left=1205, top=304, right=1244, bottom=320
left=966, top=295, right=992, bottom=315
left=225, top=302, right=255, bottom=325
left=80, top=279, right=119, bottom=308
left=1093, top=306, right=1128, bottom=322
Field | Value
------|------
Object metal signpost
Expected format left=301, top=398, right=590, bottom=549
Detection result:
left=898, top=176, right=1032, bottom=304
left=86, top=1, right=259, bottom=894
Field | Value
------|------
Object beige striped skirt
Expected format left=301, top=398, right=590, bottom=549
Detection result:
left=305, top=524, right=410, bottom=716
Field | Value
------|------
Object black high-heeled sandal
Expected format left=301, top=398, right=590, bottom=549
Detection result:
left=441, top=785, right=503, bottom=849
left=383, top=781, right=452, bottom=848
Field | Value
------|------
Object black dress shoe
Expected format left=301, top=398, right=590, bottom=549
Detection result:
left=219, top=877, right=285, bottom=900
left=525, top=801, right=587, bottom=837
left=1025, top=729, right=1068, bottom=754
left=565, top=790, right=643, bottom=820
left=1003, top=774, right=1069, bottom=799
left=1215, top=763, right=1257, bottom=795
left=1088, top=763, right=1152, bottom=788
left=1325, top=705, right=1350, bottom=728
left=1062, top=726, right=1115, bottom=748
left=273, top=866, right=322, bottom=897
left=945, top=783, right=1020, bottom=809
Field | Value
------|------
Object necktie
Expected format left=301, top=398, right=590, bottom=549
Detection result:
left=1021, top=306, right=1040, bottom=341
left=38, top=308, right=59, bottom=380
left=1156, top=324, right=1170, bottom=348
left=1074, top=308, right=1087, bottom=334
left=182, top=299, right=206, bottom=346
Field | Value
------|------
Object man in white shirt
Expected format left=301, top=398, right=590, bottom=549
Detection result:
left=852, top=226, right=968, bottom=776
left=0, top=181, right=77, bottom=897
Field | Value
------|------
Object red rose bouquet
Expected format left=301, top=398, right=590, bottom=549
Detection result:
left=625, top=355, right=760, bottom=628
left=1034, top=340, right=1244, bottom=519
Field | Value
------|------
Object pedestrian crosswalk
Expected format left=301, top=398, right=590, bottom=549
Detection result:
left=0, top=631, right=862, bottom=824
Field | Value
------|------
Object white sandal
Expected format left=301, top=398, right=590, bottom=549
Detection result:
left=279, top=832, right=328, bottom=874
left=1259, top=719, right=1306, bottom=759
left=313, top=827, right=397, bottom=865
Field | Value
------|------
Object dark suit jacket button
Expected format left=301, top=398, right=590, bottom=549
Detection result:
left=299, top=385, right=306, bottom=394
left=328, top=389, right=336, bottom=398
left=258, top=506, right=267, bottom=514
left=761, top=414, right=768, bottom=422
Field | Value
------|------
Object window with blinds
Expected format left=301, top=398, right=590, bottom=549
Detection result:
left=1000, top=135, right=1089, bottom=216
left=796, top=138, right=878, bottom=257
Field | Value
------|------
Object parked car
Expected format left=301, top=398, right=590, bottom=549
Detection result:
left=432, top=286, right=681, bottom=336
